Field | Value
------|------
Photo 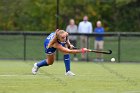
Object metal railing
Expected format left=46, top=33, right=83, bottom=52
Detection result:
left=0, top=31, right=140, bottom=62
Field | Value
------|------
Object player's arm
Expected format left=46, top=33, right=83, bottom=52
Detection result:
left=53, top=43, right=87, bottom=54
left=65, top=33, right=74, bottom=49
left=66, top=39, right=75, bottom=49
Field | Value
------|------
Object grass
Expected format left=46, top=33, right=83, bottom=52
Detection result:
left=0, top=60, right=140, bottom=93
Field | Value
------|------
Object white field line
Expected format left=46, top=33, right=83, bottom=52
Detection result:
left=0, top=74, right=105, bottom=77
left=124, top=91, right=140, bottom=93
left=0, top=74, right=33, bottom=77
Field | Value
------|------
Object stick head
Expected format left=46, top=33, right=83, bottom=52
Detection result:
left=105, top=50, right=112, bottom=54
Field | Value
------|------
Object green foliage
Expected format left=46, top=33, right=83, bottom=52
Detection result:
left=0, top=0, right=56, bottom=32
left=113, top=0, right=140, bottom=31
left=0, top=0, right=139, bottom=32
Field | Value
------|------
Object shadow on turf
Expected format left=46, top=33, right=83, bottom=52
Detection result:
left=96, top=62, right=138, bottom=86
left=24, top=61, right=68, bottom=86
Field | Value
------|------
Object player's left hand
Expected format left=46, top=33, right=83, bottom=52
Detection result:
left=69, top=44, right=74, bottom=49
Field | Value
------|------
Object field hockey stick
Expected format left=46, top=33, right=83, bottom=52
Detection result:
left=88, top=49, right=112, bottom=54
left=73, top=47, right=112, bottom=54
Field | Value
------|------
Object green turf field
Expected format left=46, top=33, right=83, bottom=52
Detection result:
left=0, top=60, right=139, bottom=93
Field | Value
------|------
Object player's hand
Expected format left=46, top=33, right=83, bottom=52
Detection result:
left=81, top=48, right=90, bottom=53
left=69, top=44, right=74, bottom=49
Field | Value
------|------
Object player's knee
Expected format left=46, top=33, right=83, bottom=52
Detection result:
left=48, top=62, right=53, bottom=65
left=47, top=59, right=54, bottom=65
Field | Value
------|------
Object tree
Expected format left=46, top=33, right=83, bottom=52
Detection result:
left=0, top=0, right=139, bottom=32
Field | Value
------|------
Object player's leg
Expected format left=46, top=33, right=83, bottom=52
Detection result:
left=64, top=53, right=75, bottom=76
left=32, top=54, right=55, bottom=75
left=36, top=54, right=55, bottom=67
left=63, top=53, right=70, bottom=72
left=63, top=44, right=75, bottom=76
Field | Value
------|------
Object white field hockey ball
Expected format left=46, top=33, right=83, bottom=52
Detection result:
left=111, top=58, right=115, bottom=62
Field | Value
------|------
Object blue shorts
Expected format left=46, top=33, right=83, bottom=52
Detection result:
left=45, top=47, right=56, bottom=55
left=44, top=38, right=66, bottom=55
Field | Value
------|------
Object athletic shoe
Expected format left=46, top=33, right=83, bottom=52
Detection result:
left=32, top=63, right=39, bottom=75
left=65, top=71, right=75, bottom=76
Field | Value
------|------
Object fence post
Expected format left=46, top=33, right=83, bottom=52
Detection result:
left=56, top=0, right=59, bottom=61
left=23, top=34, right=26, bottom=61
left=86, top=35, right=89, bottom=62
left=118, top=33, right=121, bottom=62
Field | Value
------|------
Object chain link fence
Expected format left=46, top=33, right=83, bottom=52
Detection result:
left=0, top=31, right=140, bottom=62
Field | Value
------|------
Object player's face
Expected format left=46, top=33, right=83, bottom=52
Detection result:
left=59, top=33, right=67, bottom=42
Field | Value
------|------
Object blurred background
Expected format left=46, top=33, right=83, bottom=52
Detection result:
left=0, top=0, right=140, bottom=62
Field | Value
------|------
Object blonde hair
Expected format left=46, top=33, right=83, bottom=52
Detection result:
left=47, top=30, right=68, bottom=48
left=56, top=30, right=67, bottom=38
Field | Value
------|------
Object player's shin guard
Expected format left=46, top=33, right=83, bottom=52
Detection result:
left=64, top=54, right=70, bottom=72
left=37, top=59, right=49, bottom=67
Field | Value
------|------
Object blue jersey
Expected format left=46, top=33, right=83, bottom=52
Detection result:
left=44, top=32, right=66, bottom=55
left=94, top=27, right=104, bottom=41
